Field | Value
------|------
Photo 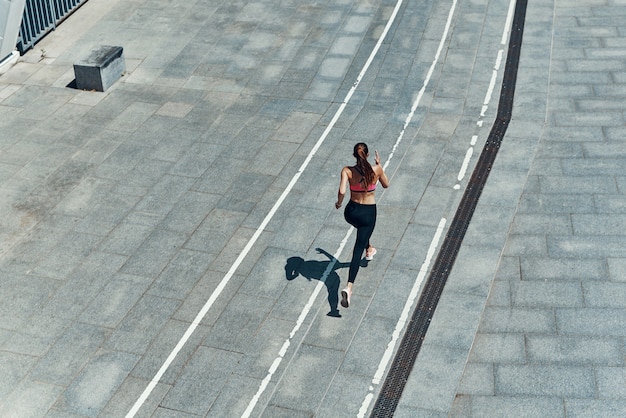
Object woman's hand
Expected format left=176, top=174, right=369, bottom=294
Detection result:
left=374, top=150, right=381, bottom=165
left=335, top=200, right=342, bottom=209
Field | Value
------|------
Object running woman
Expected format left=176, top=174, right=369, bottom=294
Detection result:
left=335, top=143, right=389, bottom=308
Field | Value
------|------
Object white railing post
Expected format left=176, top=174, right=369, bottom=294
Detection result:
left=0, top=0, right=27, bottom=70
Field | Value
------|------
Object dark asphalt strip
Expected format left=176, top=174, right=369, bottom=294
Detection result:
left=370, top=0, right=528, bottom=416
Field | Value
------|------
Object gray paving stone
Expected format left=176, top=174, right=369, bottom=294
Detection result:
left=509, top=213, right=572, bottom=235
left=468, top=333, right=526, bottom=364
left=340, top=315, right=399, bottom=376
left=564, top=400, right=626, bottom=418
left=554, top=112, right=624, bottom=127
left=202, top=292, right=276, bottom=353
left=445, top=247, right=502, bottom=297
left=520, top=257, right=607, bottom=281
left=414, top=320, right=475, bottom=349
left=511, top=280, right=583, bottom=307
left=130, top=319, right=211, bottom=386
left=0, top=273, right=59, bottom=329
left=503, top=234, right=548, bottom=257
left=99, top=222, right=153, bottom=255
left=259, top=405, right=312, bottom=418
left=152, top=407, right=198, bottom=418
left=134, top=174, right=197, bottom=214
left=0, top=379, right=64, bottom=418
left=607, top=258, right=626, bottom=282
left=267, top=343, right=345, bottom=415
left=0, top=351, right=38, bottom=399
left=202, top=226, right=271, bottom=275
left=582, top=281, right=626, bottom=308
left=104, top=295, right=180, bottom=354
left=364, top=265, right=421, bottom=320
left=160, top=346, right=241, bottom=415
left=527, top=335, right=623, bottom=366
left=395, top=406, right=448, bottom=418
left=79, top=273, right=152, bottom=328
left=572, top=214, right=626, bottom=235
left=478, top=307, right=556, bottom=334
left=459, top=395, right=565, bottom=418
left=206, top=374, right=274, bottom=418
left=29, top=322, right=108, bottom=386
left=168, top=144, right=223, bottom=178
left=146, top=249, right=214, bottom=300
left=234, top=316, right=298, bottom=381
left=399, top=345, right=468, bottom=413
left=120, top=229, right=188, bottom=277
left=316, top=372, right=373, bottom=418
left=520, top=192, right=595, bottom=214
left=494, top=256, right=521, bottom=281
left=58, top=351, right=140, bottom=417
left=538, top=174, right=618, bottom=194
left=39, top=251, right=128, bottom=319
left=0, top=320, right=57, bottom=357
left=470, top=171, right=525, bottom=211
left=485, top=280, right=512, bottom=307
left=457, top=362, right=494, bottom=396
left=496, top=365, right=596, bottom=398
left=236, top=246, right=294, bottom=299
left=548, top=235, right=626, bottom=258
left=556, top=308, right=626, bottom=337
left=379, top=171, right=429, bottom=208
left=596, top=367, right=626, bottom=399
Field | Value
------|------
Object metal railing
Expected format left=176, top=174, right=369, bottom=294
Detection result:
left=16, top=0, right=89, bottom=54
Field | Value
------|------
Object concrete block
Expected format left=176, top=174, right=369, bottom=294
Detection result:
left=74, top=46, right=125, bottom=92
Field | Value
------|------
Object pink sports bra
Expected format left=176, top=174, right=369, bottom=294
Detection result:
left=349, top=166, right=377, bottom=192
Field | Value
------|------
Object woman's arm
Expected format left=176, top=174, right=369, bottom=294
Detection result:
left=374, top=151, right=390, bottom=188
left=335, top=166, right=350, bottom=209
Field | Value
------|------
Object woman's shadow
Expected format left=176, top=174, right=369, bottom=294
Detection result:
left=285, top=248, right=353, bottom=318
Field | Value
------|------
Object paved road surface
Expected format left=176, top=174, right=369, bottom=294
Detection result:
left=0, top=0, right=624, bottom=417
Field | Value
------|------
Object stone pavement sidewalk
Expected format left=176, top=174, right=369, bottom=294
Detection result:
left=440, top=0, right=626, bottom=416
left=0, top=0, right=624, bottom=417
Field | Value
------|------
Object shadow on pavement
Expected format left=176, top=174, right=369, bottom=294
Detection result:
left=285, top=247, right=356, bottom=318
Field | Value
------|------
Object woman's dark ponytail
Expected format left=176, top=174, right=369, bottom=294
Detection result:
left=353, top=143, right=375, bottom=187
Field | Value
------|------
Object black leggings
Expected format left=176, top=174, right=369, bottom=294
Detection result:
left=344, top=200, right=377, bottom=283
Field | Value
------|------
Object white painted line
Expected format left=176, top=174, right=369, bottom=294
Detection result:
left=374, top=218, right=448, bottom=385
left=242, top=228, right=353, bottom=418
left=456, top=0, right=517, bottom=188
left=458, top=147, right=474, bottom=181
left=126, top=1, right=409, bottom=417
left=495, top=48, right=504, bottom=69
left=502, top=0, right=517, bottom=46
left=386, top=0, right=455, bottom=171
left=358, top=217, right=447, bottom=417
